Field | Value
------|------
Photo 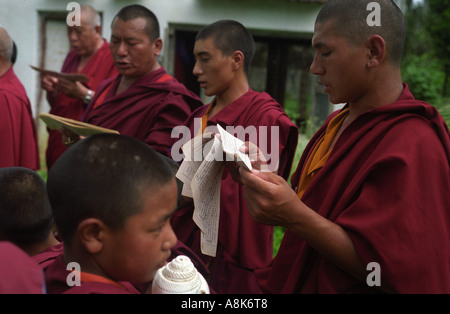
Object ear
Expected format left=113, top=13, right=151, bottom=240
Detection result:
left=152, top=38, right=163, bottom=56
left=231, top=50, right=245, bottom=72
left=94, top=25, right=102, bottom=35
left=77, top=218, right=107, bottom=254
left=366, top=35, right=386, bottom=68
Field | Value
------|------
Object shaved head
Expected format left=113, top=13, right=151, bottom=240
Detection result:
left=316, top=0, right=405, bottom=65
left=112, top=4, right=160, bottom=41
left=79, top=5, right=101, bottom=29
left=0, top=27, right=13, bottom=62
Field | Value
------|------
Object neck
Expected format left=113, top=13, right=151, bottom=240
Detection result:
left=79, top=37, right=104, bottom=66
left=117, top=64, right=161, bottom=94
left=347, top=70, right=403, bottom=122
left=26, top=232, right=60, bottom=256
left=213, top=77, right=250, bottom=112
left=0, top=61, right=11, bottom=77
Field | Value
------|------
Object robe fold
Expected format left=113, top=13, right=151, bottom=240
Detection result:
left=0, top=67, right=39, bottom=170
left=0, top=241, right=45, bottom=294
left=81, top=67, right=203, bottom=157
left=171, top=89, right=299, bottom=293
left=34, top=240, right=208, bottom=294
left=46, top=40, right=117, bottom=169
left=256, top=84, right=450, bottom=293
left=44, top=254, right=140, bottom=294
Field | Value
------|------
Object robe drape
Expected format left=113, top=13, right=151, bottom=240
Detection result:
left=256, top=84, right=450, bottom=293
left=0, top=67, right=39, bottom=170
left=81, top=67, right=203, bottom=157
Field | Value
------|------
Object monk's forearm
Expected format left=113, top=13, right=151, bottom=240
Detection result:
left=286, top=202, right=367, bottom=282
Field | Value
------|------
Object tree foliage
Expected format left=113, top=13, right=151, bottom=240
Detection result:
left=426, top=0, right=450, bottom=96
left=402, top=0, right=450, bottom=102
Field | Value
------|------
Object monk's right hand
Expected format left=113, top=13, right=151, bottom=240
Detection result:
left=239, top=167, right=301, bottom=228
left=41, top=74, right=59, bottom=93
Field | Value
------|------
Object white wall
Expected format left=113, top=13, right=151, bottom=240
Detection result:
left=0, top=0, right=322, bottom=117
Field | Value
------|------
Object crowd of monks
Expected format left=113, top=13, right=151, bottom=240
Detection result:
left=1, top=0, right=450, bottom=294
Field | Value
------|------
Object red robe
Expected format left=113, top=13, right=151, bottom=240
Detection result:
left=0, top=67, right=39, bottom=170
left=256, top=84, right=450, bottom=293
left=46, top=40, right=117, bottom=169
left=0, top=241, right=45, bottom=293
left=81, top=67, right=203, bottom=157
left=43, top=254, right=140, bottom=294
left=34, top=240, right=209, bottom=294
left=171, top=89, right=299, bottom=293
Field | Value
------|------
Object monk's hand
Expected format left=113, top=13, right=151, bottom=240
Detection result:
left=61, top=127, right=81, bottom=148
left=239, top=167, right=301, bottom=227
left=59, top=78, right=87, bottom=100
left=41, top=75, right=59, bottom=94
left=240, top=141, right=275, bottom=172
left=226, top=141, right=275, bottom=185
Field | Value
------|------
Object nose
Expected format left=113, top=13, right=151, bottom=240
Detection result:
left=310, top=52, right=324, bottom=76
left=192, top=60, right=202, bottom=77
left=162, top=224, right=178, bottom=252
left=67, top=29, right=78, bottom=43
left=116, top=41, right=128, bottom=57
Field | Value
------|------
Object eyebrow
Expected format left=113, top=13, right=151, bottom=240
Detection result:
left=158, top=206, right=178, bottom=224
left=312, top=41, right=327, bottom=50
left=111, top=34, right=140, bottom=41
left=195, top=51, right=211, bottom=58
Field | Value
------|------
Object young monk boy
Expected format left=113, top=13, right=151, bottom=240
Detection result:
left=44, top=133, right=178, bottom=294
left=170, top=20, right=298, bottom=293
left=0, top=167, right=59, bottom=256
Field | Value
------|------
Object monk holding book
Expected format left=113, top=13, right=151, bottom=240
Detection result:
left=78, top=5, right=202, bottom=157
left=41, top=5, right=117, bottom=169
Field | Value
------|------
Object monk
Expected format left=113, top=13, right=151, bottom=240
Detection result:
left=44, top=134, right=178, bottom=294
left=170, top=20, right=298, bottom=293
left=0, top=27, right=40, bottom=170
left=42, top=5, right=118, bottom=169
left=77, top=5, right=202, bottom=157
left=0, top=167, right=59, bottom=256
left=237, top=0, right=450, bottom=293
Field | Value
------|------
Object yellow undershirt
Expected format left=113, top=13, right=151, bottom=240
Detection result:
left=297, top=108, right=349, bottom=198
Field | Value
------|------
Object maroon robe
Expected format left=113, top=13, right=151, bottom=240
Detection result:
left=0, top=241, right=45, bottom=293
left=171, top=89, right=299, bottom=293
left=81, top=67, right=203, bottom=157
left=34, top=240, right=208, bottom=294
left=32, top=241, right=64, bottom=270
left=46, top=40, right=117, bottom=169
left=256, top=84, right=450, bottom=293
left=43, top=254, right=140, bottom=294
left=0, top=67, right=39, bottom=170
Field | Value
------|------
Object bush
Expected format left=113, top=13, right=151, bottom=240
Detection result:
left=402, top=54, right=445, bottom=105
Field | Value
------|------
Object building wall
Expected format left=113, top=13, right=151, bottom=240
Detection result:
left=0, top=0, right=323, bottom=117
